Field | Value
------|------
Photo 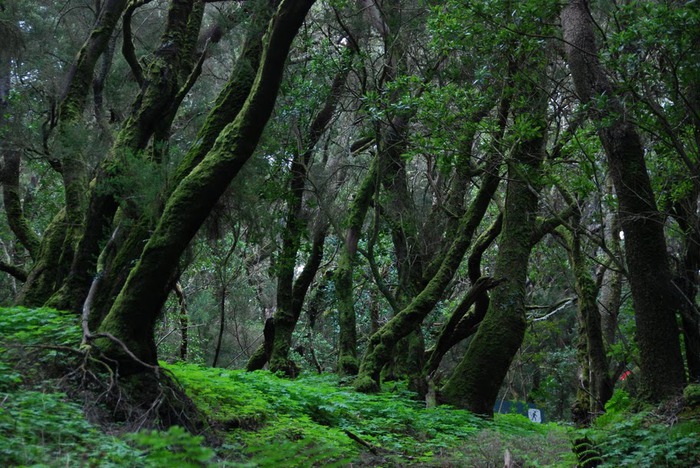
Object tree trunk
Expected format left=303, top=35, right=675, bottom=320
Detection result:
left=247, top=50, right=351, bottom=374
left=336, top=158, right=378, bottom=375
left=39, top=0, right=201, bottom=314
left=268, top=226, right=327, bottom=375
left=354, top=153, right=500, bottom=392
left=424, top=276, right=504, bottom=377
left=440, top=64, right=547, bottom=415
left=599, top=176, right=622, bottom=348
left=96, top=0, right=316, bottom=373
left=1, top=151, right=40, bottom=259
left=672, top=195, right=700, bottom=382
left=561, top=0, right=686, bottom=399
left=86, top=2, right=273, bottom=327
left=17, top=0, right=128, bottom=304
left=562, top=218, right=613, bottom=424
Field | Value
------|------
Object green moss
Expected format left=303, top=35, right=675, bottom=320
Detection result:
left=684, top=384, right=700, bottom=406
left=354, top=374, right=380, bottom=393
left=337, top=355, right=358, bottom=376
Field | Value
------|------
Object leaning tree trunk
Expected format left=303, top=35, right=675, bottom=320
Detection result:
left=423, top=216, right=503, bottom=377
left=440, top=140, right=545, bottom=416
left=89, top=1, right=274, bottom=328
left=45, top=0, right=203, bottom=316
left=440, top=61, right=547, bottom=415
left=94, top=0, right=317, bottom=373
left=16, top=0, right=129, bottom=306
left=354, top=152, right=500, bottom=392
left=561, top=0, right=686, bottom=399
left=259, top=52, right=352, bottom=375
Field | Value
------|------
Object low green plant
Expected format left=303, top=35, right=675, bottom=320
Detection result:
left=584, top=412, right=700, bottom=466
left=0, top=390, right=142, bottom=467
left=128, top=425, right=216, bottom=467
left=0, top=306, right=81, bottom=346
left=165, top=363, right=574, bottom=466
left=684, top=383, right=700, bottom=406
left=577, top=390, right=700, bottom=467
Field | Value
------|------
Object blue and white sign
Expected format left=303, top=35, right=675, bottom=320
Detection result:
left=493, top=401, right=545, bottom=423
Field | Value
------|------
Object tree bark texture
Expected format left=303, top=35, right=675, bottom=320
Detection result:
left=354, top=153, right=501, bottom=392
left=564, top=219, right=613, bottom=422
left=96, top=0, right=317, bottom=373
left=598, top=176, right=622, bottom=348
left=266, top=52, right=353, bottom=375
left=1, top=151, right=40, bottom=260
left=440, top=65, right=547, bottom=415
left=82, top=1, right=274, bottom=325
left=44, top=0, right=201, bottom=314
left=672, top=194, right=700, bottom=382
left=17, top=0, right=129, bottom=304
left=336, top=157, right=378, bottom=375
left=561, top=0, right=686, bottom=399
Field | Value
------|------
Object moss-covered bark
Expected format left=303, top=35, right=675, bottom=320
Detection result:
left=19, top=1, right=128, bottom=304
left=15, top=210, right=68, bottom=306
left=336, top=157, right=378, bottom=376
left=173, top=0, right=273, bottom=185
left=672, top=194, right=700, bottom=382
left=96, top=0, right=317, bottom=371
left=562, top=0, right=686, bottom=399
left=424, top=276, right=503, bottom=377
left=247, top=50, right=351, bottom=374
left=376, top=114, right=429, bottom=385
left=1, top=151, right=40, bottom=259
left=559, top=218, right=613, bottom=423
left=423, top=214, right=503, bottom=377
left=354, top=153, right=501, bottom=392
left=440, top=64, right=547, bottom=414
left=268, top=227, right=327, bottom=375
left=72, top=1, right=273, bottom=323
left=47, top=0, right=202, bottom=314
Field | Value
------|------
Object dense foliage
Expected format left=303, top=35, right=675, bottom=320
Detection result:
left=1, top=0, right=699, bottom=462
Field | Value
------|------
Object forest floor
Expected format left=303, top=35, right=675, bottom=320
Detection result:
left=1, top=306, right=699, bottom=467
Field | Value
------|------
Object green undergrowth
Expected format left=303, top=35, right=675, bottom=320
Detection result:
left=165, top=363, right=574, bottom=466
left=575, top=389, right=700, bottom=467
left=0, top=307, right=214, bottom=467
left=3, top=306, right=697, bottom=467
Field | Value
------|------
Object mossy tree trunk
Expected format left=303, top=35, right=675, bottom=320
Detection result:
left=16, top=0, right=129, bottom=306
left=376, top=114, right=429, bottom=387
left=336, top=157, right=378, bottom=376
left=87, top=1, right=274, bottom=328
left=44, top=0, right=202, bottom=315
left=423, top=216, right=503, bottom=377
left=672, top=192, right=700, bottom=382
left=562, top=0, right=686, bottom=399
left=598, top=176, right=622, bottom=349
left=354, top=152, right=501, bottom=392
left=440, top=59, right=547, bottom=415
left=559, top=214, right=613, bottom=424
left=246, top=50, right=352, bottom=375
left=1, top=151, right=40, bottom=261
left=1, top=40, right=38, bottom=278
left=267, top=226, right=327, bottom=376
left=96, top=0, right=316, bottom=373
